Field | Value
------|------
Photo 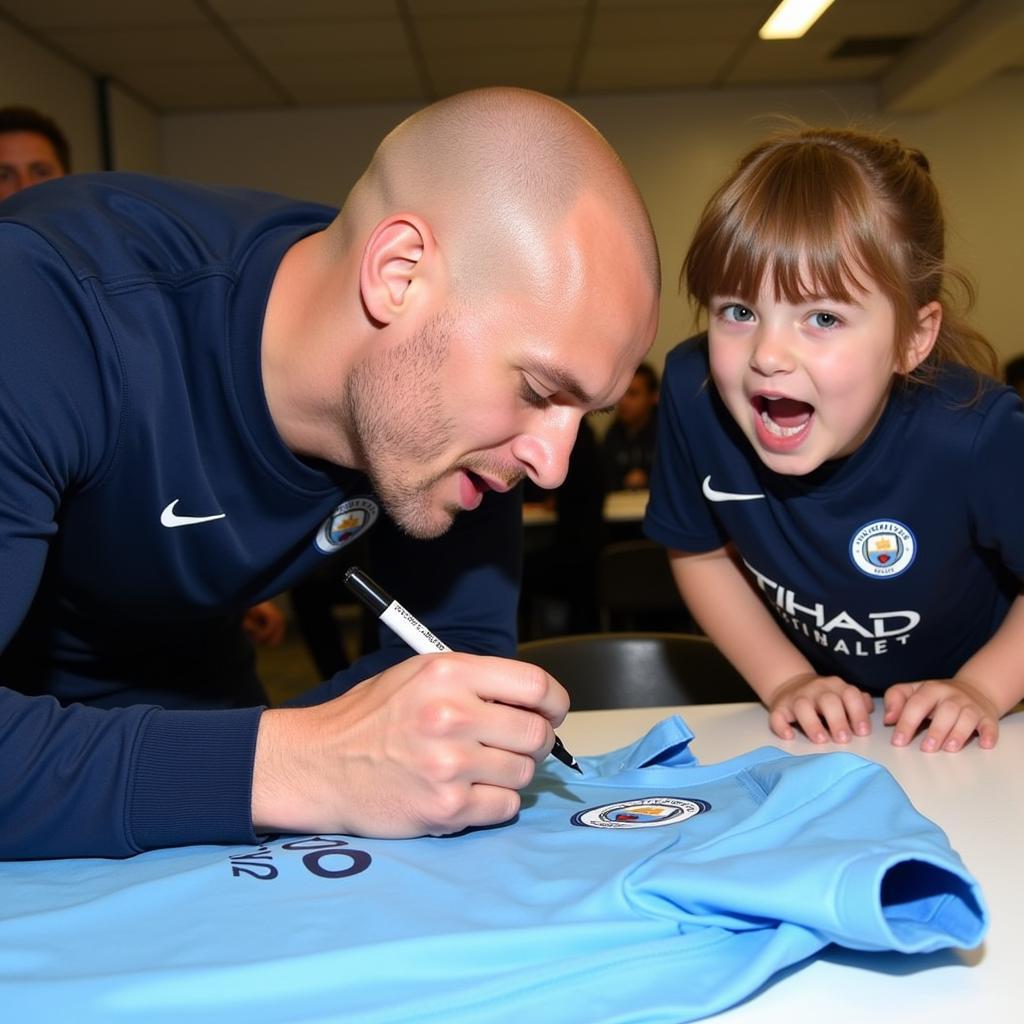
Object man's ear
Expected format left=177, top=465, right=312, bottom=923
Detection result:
left=359, top=215, right=435, bottom=326
left=902, top=300, right=942, bottom=373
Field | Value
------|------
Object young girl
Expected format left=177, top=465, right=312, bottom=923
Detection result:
left=645, top=126, right=1024, bottom=753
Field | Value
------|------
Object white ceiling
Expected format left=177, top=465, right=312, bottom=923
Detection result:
left=1, top=0, right=1022, bottom=114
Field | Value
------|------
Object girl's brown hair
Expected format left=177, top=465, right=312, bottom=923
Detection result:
left=681, top=126, right=999, bottom=382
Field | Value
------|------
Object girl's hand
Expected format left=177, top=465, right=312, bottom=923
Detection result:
left=767, top=673, right=874, bottom=743
left=883, top=679, right=1000, bottom=752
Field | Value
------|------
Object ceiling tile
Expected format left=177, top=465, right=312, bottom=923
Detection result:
left=47, top=26, right=239, bottom=68
left=580, top=42, right=735, bottom=91
left=210, top=0, right=399, bottom=20
left=409, top=0, right=586, bottom=14
left=427, top=48, right=575, bottom=95
left=235, top=19, right=408, bottom=59
left=589, top=3, right=767, bottom=46
left=114, top=62, right=287, bottom=112
left=415, top=12, right=584, bottom=51
left=267, top=54, right=422, bottom=103
left=0, top=0, right=204, bottom=28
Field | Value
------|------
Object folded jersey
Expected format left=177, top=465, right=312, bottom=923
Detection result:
left=0, top=715, right=987, bottom=1023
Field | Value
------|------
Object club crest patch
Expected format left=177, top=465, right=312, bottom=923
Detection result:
left=571, top=797, right=710, bottom=829
left=315, top=497, right=379, bottom=554
left=849, top=519, right=916, bottom=578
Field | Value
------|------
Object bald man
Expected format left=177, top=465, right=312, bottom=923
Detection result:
left=0, top=88, right=659, bottom=859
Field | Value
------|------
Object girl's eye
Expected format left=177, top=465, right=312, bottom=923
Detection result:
left=810, top=311, right=841, bottom=329
left=721, top=304, right=755, bottom=323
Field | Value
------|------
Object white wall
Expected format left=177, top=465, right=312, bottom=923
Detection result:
left=0, top=19, right=160, bottom=176
left=162, top=73, right=1024, bottom=367
left=106, top=82, right=161, bottom=174
left=0, top=19, right=102, bottom=174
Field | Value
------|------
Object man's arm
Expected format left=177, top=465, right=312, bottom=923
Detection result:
left=1, top=645, right=569, bottom=859
left=0, top=689, right=263, bottom=859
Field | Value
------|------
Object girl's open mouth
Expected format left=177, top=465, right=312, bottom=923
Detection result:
left=752, top=395, right=814, bottom=447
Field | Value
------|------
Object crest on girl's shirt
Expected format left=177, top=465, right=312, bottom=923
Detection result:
left=315, top=497, right=379, bottom=553
left=849, top=519, right=916, bottom=578
left=571, top=797, right=710, bottom=829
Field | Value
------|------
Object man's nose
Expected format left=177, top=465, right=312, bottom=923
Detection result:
left=510, top=411, right=582, bottom=491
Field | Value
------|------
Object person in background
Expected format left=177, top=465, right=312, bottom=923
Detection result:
left=0, top=105, right=70, bottom=200
left=646, top=125, right=1024, bottom=754
left=0, top=105, right=287, bottom=660
left=0, top=87, right=659, bottom=858
left=602, top=361, right=659, bottom=491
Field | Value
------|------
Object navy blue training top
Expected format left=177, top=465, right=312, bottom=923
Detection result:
left=645, top=335, right=1024, bottom=694
left=0, top=173, right=521, bottom=858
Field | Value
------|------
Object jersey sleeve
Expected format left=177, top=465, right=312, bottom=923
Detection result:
left=968, top=387, right=1024, bottom=576
left=643, top=339, right=729, bottom=553
left=292, top=485, right=523, bottom=703
left=0, top=690, right=263, bottom=858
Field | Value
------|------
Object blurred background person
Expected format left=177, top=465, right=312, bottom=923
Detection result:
left=0, top=105, right=70, bottom=200
left=602, top=362, right=659, bottom=491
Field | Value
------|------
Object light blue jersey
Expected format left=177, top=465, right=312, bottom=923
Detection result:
left=0, top=717, right=986, bottom=1023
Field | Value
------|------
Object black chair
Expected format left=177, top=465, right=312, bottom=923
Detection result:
left=516, top=631, right=751, bottom=711
left=598, top=539, right=692, bottom=632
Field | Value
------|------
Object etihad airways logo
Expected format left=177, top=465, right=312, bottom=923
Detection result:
left=744, top=560, right=920, bottom=658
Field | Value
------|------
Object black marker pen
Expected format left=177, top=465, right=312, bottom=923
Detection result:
left=344, top=567, right=581, bottom=773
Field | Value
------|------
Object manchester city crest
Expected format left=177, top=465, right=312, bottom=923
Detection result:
left=571, top=796, right=710, bottom=829
left=849, top=519, right=916, bottom=578
left=315, top=497, right=379, bottom=554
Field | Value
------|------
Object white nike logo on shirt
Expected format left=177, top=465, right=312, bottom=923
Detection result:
left=160, top=499, right=227, bottom=528
left=701, top=476, right=765, bottom=503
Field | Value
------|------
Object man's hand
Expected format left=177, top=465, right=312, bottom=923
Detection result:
left=251, top=652, right=569, bottom=838
left=766, top=673, right=874, bottom=744
left=883, top=678, right=999, bottom=752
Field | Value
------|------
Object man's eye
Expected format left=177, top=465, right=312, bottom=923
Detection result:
left=519, top=377, right=549, bottom=408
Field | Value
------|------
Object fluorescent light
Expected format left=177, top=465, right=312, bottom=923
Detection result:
left=759, top=0, right=836, bottom=40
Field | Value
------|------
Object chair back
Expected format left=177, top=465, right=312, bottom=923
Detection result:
left=598, top=539, right=691, bottom=631
left=517, top=631, right=751, bottom=711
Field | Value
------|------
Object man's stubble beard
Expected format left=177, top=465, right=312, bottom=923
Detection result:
left=344, top=313, right=461, bottom=540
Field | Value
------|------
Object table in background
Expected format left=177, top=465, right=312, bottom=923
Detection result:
left=522, top=488, right=648, bottom=527
left=559, top=702, right=1023, bottom=1023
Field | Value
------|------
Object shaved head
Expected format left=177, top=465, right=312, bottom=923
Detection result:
left=265, top=88, right=660, bottom=526
left=333, top=87, right=659, bottom=298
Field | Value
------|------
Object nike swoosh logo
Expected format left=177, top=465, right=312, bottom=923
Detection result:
left=701, top=475, right=765, bottom=503
left=160, top=499, right=227, bottom=528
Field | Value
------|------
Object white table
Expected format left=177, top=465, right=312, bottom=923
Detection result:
left=559, top=702, right=1024, bottom=1022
